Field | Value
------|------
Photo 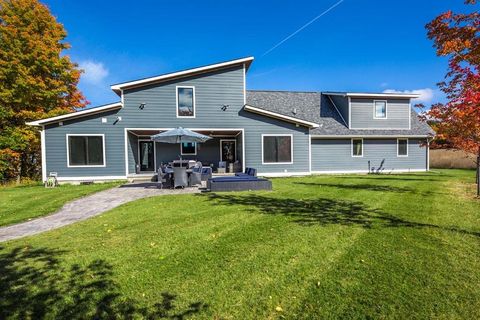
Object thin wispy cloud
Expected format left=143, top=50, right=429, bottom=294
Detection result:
left=383, top=88, right=435, bottom=103
left=79, top=60, right=109, bottom=85
left=262, top=0, right=344, bottom=56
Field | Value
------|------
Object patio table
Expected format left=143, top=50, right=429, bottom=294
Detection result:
left=163, top=168, right=193, bottom=187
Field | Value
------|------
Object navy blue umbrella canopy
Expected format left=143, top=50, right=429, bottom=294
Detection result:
left=150, top=127, right=211, bottom=143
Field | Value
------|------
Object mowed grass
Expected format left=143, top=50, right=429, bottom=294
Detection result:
left=1, top=170, right=479, bottom=319
left=0, top=181, right=121, bottom=226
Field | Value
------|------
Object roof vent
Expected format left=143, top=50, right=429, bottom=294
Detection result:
left=292, top=108, right=297, bottom=115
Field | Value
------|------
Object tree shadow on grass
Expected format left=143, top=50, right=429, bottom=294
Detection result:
left=335, top=176, right=443, bottom=182
left=201, top=193, right=480, bottom=238
left=294, top=182, right=422, bottom=194
left=0, top=246, right=207, bottom=319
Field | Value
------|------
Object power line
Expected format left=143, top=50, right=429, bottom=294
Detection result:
left=262, top=0, right=345, bottom=57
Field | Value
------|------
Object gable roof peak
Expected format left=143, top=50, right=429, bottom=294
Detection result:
left=111, top=56, right=254, bottom=94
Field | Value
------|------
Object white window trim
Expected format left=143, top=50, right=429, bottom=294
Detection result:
left=397, top=138, right=409, bottom=157
left=180, top=142, right=197, bottom=155
left=137, top=139, right=157, bottom=172
left=219, top=139, right=237, bottom=162
left=261, top=134, right=294, bottom=165
left=373, top=100, right=388, bottom=119
left=351, top=138, right=364, bottom=157
left=66, top=134, right=106, bottom=168
left=176, top=86, right=196, bottom=118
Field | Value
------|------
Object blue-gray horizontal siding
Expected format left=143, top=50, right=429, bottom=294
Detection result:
left=350, top=98, right=410, bottom=129
left=43, top=65, right=311, bottom=178
left=122, top=65, right=310, bottom=174
left=311, top=138, right=427, bottom=172
left=240, top=111, right=310, bottom=174
left=44, top=110, right=125, bottom=178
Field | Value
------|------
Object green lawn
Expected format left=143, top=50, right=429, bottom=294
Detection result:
left=1, top=170, right=479, bottom=319
left=0, top=182, right=121, bottom=226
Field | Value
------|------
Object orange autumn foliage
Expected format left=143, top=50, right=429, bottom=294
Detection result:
left=424, top=0, right=480, bottom=194
left=0, top=0, right=87, bottom=182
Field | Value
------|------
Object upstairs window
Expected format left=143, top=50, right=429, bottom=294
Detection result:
left=352, top=138, right=363, bottom=157
left=176, top=86, right=195, bottom=117
left=181, top=142, right=196, bottom=155
left=67, top=135, right=105, bottom=167
left=397, top=138, right=408, bottom=157
left=262, top=135, right=293, bottom=164
left=374, top=100, right=387, bottom=119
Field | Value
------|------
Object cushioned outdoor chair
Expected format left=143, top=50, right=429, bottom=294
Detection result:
left=188, top=160, right=197, bottom=169
left=173, top=167, right=188, bottom=188
left=157, top=166, right=168, bottom=189
left=189, top=166, right=202, bottom=186
left=235, top=167, right=257, bottom=177
left=201, top=167, right=212, bottom=181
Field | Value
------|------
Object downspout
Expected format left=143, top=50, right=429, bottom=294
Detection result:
left=427, top=138, right=431, bottom=172
left=41, top=125, right=47, bottom=182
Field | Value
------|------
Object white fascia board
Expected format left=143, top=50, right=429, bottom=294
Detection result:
left=323, top=92, right=420, bottom=99
left=26, top=102, right=122, bottom=126
left=111, top=57, right=254, bottom=92
left=244, top=105, right=319, bottom=128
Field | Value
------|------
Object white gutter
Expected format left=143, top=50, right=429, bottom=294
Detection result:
left=323, top=92, right=420, bottom=99
left=26, top=102, right=122, bottom=126
left=244, top=105, right=319, bottom=128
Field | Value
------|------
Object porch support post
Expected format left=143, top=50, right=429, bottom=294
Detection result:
left=241, top=129, right=246, bottom=173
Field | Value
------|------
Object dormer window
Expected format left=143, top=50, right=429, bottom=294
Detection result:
left=374, top=100, right=387, bottom=119
left=176, top=86, right=195, bottom=118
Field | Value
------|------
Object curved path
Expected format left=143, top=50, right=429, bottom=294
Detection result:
left=0, top=183, right=200, bottom=243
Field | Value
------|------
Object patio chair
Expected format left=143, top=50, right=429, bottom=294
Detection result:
left=235, top=167, right=257, bottom=177
left=173, top=167, right=188, bottom=188
left=189, top=164, right=202, bottom=186
left=157, top=166, right=168, bottom=189
left=201, top=167, right=212, bottom=181
left=218, top=161, right=227, bottom=174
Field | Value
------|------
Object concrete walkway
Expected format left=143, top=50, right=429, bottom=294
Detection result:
left=0, top=183, right=200, bottom=243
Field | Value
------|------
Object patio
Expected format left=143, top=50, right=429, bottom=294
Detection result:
left=126, top=129, right=244, bottom=181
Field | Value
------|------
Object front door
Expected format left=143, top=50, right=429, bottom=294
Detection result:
left=220, top=140, right=236, bottom=163
left=139, top=141, right=154, bottom=172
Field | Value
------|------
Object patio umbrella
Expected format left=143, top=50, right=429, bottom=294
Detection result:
left=150, top=127, right=211, bottom=167
left=150, top=127, right=211, bottom=143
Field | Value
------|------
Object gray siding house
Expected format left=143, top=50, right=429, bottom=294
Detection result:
left=27, top=57, right=434, bottom=182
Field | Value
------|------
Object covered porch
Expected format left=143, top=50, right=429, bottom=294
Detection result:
left=126, top=128, right=244, bottom=179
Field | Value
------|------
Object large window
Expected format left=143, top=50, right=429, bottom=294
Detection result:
left=397, top=138, right=408, bottom=157
left=262, top=135, right=293, bottom=164
left=374, top=100, right=387, bottom=119
left=67, top=135, right=105, bottom=167
left=176, top=86, right=195, bottom=117
left=181, top=142, right=196, bottom=155
left=352, top=138, right=363, bottom=157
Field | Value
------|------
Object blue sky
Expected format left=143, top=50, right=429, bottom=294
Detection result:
left=43, top=0, right=471, bottom=107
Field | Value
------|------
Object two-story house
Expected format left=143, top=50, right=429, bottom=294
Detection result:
left=27, top=57, right=434, bottom=182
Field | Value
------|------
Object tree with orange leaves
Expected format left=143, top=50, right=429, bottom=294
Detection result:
left=425, top=0, right=480, bottom=196
left=0, top=0, right=87, bottom=183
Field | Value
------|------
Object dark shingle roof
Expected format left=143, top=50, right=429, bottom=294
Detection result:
left=245, top=90, right=434, bottom=136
